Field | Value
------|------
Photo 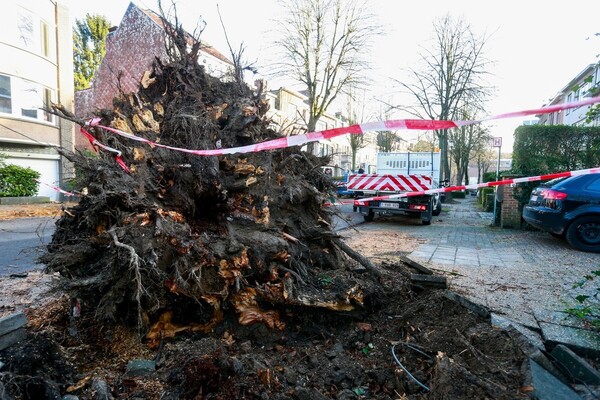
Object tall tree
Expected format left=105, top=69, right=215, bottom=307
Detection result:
left=394, top=15, right=491, bottom=181
left=376, top=130, right=397, bottom=153
left=274, top=0, right=379, bottom=153
left=448, top=115, right=491, bottom=185
left=73, top=14, right=111, bottom=90
left=345, top=90, right=367, bottom=171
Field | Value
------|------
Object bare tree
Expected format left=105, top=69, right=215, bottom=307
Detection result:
left=273, top=0, right=380, bottom=153
left=394, top=15, right=492, bottom=181
left=449, top=109, right=491, bottom=185
left=472, top=145, right=494, bottom=183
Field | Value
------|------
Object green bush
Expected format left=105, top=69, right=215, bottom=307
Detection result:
left=484, top=193, right=495, bottom=212
left=451, top=191, right=466, bottom=199
left=478, top=187, right=493, bottom=205
left=482, top=172, right=497, bottom=183
left=0, top=164, right=40, bottom=197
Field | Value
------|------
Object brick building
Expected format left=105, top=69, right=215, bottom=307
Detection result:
left=75, top=2, right=233, bottom=148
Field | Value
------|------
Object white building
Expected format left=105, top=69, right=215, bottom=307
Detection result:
left=0, top=0, right=74, bottom=200
left=537, top=63, right=600, bottom=127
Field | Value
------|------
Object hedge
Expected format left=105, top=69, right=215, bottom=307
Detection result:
left=511, top=124, right=600, bottom=210
left=0, top=164, right=40, bottom=197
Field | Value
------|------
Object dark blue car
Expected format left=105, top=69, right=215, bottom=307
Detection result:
left=522, top=174, right=600, bottom=252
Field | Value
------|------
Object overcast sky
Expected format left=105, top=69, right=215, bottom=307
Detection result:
left=66, top=0, right=600, bottom=150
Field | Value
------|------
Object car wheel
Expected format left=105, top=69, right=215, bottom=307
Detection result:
left=422, top=219, right=431, bottom=226
left=566, top=216, right=600, bottom=253
left=363, top=210, right=375, bottom=222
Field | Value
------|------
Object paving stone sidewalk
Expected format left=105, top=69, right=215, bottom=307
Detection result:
left=356, top=196, right=600, bottom=354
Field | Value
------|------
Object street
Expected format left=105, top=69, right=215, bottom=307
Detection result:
left=0, top=217, right=56, bottom=275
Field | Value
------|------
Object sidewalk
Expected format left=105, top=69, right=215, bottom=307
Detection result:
left=357, top=196, right=600, bottom=354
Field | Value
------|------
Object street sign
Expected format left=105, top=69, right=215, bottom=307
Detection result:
left=492, top=137, right=502, bottom=147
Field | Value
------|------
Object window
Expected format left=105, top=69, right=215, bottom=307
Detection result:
left=40, top=20, right=50, bottom=57
left=0, top=75, right=12, bottom=113
left=21, top=81, right=40, bottom=119
left=43, top=88, right=53, bottom=122
left=585, top=176, right=600, bottom=193
left=17, top=9, right=34, bottom=49
left=0, top=75, right=54, bottom=123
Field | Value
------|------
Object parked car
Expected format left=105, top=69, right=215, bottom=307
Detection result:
left=522, top=174, right=600, bottom=252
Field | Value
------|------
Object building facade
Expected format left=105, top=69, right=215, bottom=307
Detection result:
left=537, top=63, right=600, bottom=127
left=0, top=0, right=74, bottom=200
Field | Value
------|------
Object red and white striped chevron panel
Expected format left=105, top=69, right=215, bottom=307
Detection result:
left=347, top=174, right=432, bottom=192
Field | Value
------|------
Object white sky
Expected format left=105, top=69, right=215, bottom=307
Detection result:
left=66, top=0, right=600, bottom=151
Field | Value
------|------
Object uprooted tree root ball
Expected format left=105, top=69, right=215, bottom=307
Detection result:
left=0, top=20, right=532, bottom=400
left=43, top=32, right=376, bottom=336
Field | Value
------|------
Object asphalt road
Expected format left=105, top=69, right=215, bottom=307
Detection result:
left=0, top=217, right=57, bottom=275
left=0, top=201, right=365, bottom=276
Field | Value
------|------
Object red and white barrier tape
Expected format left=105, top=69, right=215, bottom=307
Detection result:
left=353, top=167, right=600, bottom=205
left=85, top=96, right=600, bottom=157
left=80, top=127, right=130, bottom=173
left=34, top=179, right=80, bottom=197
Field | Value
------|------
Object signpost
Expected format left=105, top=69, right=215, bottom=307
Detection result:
left=492, top=137, right=502, bottom=225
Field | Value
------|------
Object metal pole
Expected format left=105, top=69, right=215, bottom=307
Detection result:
left=493, top=145, right=501, bottom=225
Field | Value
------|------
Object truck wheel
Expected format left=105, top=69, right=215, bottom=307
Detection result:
left=363, top=210, right=375, bottom=222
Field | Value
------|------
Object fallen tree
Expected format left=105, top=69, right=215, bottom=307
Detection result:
left=43, top=19, right=379, bottom=345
